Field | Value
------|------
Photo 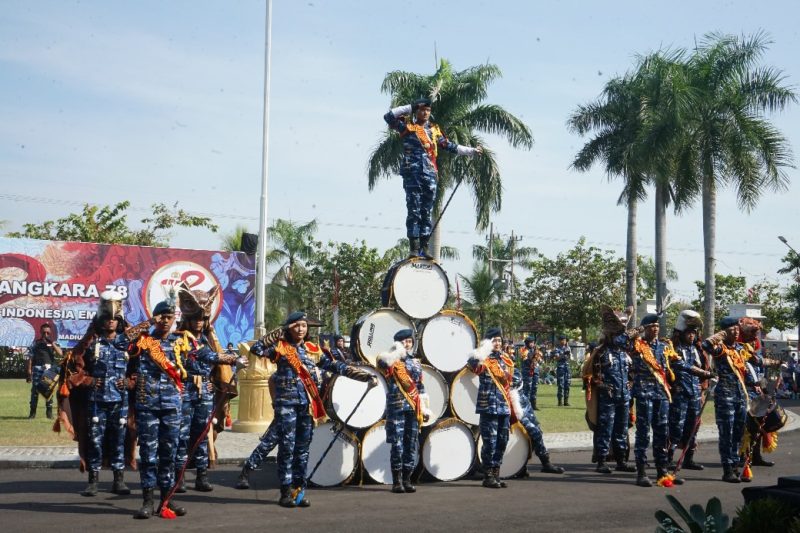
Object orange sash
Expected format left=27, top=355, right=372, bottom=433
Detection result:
left=275, top=340, right=326, bottom=420
left=131, top=335, right=184, bottom=392
left=404, top=123, right=443, bottom=171
left=719, top=343, right=748, bottom=399
left=482, top=353, right=517, bottom=424
left=386, top=360, right=422, bottom=425
left=633, top=339, right=672, bottom=402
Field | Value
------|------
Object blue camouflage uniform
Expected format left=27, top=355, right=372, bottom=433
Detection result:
left=27, top=340, right=57, bottom=415
left=128, top=330, right=184, bottom=491
left=468, top=349, right=512, bottom=470
left=511, top=370, right=549, bottom=460
left=383, top=105, right=464, bottom=241
left=553, top=344, right=572, bottom=404
left=631, top=337, right=671, bottom=468
left=668, top=342, right=704, bottom=456
left=377, top=348, right=426, bottom=472
left=593, top=333, right=634, bottom=463
left=702, top=337, right=747, bottom=469
left=244, top=419, right=279, bottom=471
left=250, top=339, right=350, bottom=491
left=85, top=334, right=131, bottom=473
left=520, top=346, right=540, bottom=407
left=176, top=332, right=221, bottom=474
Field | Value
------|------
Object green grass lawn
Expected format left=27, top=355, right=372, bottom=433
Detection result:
left=0, top=379, right=717, bottom=446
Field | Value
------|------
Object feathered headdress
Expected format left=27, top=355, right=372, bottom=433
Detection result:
left=601, top=305, right=633, bottom=335
left=178, top=282, right=220, bottom=320
left=674, top=310, right=703, bottom=333
left=97, top=290, right=124, bottom=320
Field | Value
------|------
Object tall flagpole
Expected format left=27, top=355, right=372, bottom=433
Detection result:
left=254, top=0, right=273, bottom=338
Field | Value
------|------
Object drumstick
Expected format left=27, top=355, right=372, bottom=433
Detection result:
left=672, top=377, right=717, bottom=476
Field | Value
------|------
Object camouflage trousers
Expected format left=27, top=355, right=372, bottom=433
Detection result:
left=479, top=413, right=510, bottom=469
left=244, top=419, right=279, bottom=471
left=669, top=396, right=701, bottom=454
left=633, top=397, right=669, bottom=466
left=29, top=365, right=53, bottom=411
left=714, top=393, right=747, bottom=467
left=275, top=405, right=313, bottom=488
left=385, top=408, right=419, bottom=471
left=517, top=391, right=548, bottom=458
left=529, top=375, right=539, bottom=405
left=595, top=395, right=630, bottom=460
left=556, top=367, right=570, bottom=402
left=176, top=395, right=213, bottom=471
left=136, top=407, right=181, bottom=490
left=403, top=174, right=436, bottom=239
left=87, top=400, right=128, bottom=472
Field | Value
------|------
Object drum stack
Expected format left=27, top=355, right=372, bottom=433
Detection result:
left=307, top=256, right=532, bottom=487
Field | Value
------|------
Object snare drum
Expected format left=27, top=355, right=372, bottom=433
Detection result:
left=450, top=367, right=480, bottom=426
left=351, top=308, right=414, bottom=366
left=360, top=420, right=394, bottom=485
left=419, top=310, right=477, bottom=373
left=325, top=366, right=387, bottom=430
left=37, top=365, right=60, bottom=400
left=306, top=421, right=359, bottom=487
left=420, top=364, right=448, bottom=427
left=477, top=422, right=531, bottom=479
left=422, top=418, right=476, bottom=481
left=381, top=257, right=449, bottom=319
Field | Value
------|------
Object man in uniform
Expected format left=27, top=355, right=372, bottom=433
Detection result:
left=630, top=314, right=673, bottom=487
left=553, top=336, right=572, bottom=406
left=520, top=337, right=542, bottom=410
left=468, top=327, right=513, bottom=489
left=128, top=297, right=187, bottom=519
left=26, top=323, right=61, bottom=419
left=250, top=311, right=375, bottom=507
left=667, top=310, right=712, bottom=473
left=376, top=329, right=431, bottom=493
left=702, top=316, right=749, bottom=483
left=330, top=335, right=351, bottom=362
left=383, top=98, right=482, bottom=257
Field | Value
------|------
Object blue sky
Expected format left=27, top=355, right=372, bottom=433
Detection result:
left=1, top=0, right=799, bottom=303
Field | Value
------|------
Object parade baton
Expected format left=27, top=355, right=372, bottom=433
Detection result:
left=672, top=377, right=717, bottom=476
left=305, top=379, right=377, bottom=484
left=429, top=178, right=463, bottom=235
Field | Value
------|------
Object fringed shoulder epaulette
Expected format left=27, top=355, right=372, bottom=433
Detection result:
left=304, top=341, right=322, bottom=357
left=377, top=342, right=405, bottom=368
left=469, top=339, right=493, bottom=363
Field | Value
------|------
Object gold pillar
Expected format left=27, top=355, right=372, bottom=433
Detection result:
left=232, top=341, right=275, bottom=433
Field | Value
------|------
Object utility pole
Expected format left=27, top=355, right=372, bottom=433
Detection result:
left=510, top=230, right=515, bottom=298
left=778, top=236, right=800, bottom=352
left=488, top=222, right=493, bottom=281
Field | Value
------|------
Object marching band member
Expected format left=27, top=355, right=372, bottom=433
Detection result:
left=468, top=327, right=514, bottom=489
left=376, top=329, right=431, bottom=494
left=250, top=311, right=376, bottom=508
left=553, top=336, right=572, bottom=406
left=520, top=337, right=541, bottom=410
left=383, top=98, right=482, bottom=257
left=26, top=323, right=61, bottom=419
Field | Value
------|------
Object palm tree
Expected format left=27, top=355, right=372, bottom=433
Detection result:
left=678, top=32, right=796, bottom=335
left=568, top=73, right=650, bottom=323
left=382, top=238, right=460, bottom=265
left=267, top=218, right=319, bottom=313
left=460, top=263, right=505, bottom=334
left=220, top=224, right=251, bottom=252
left=368, top=60, right=533, bottom=260
left=472, top=232, right=537, bottom=297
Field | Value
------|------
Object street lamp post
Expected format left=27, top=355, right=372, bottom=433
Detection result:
left=778, top=236, right=800, bottom=354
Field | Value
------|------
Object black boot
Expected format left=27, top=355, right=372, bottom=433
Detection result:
left=158, top=487, right=186, bottom=517
left=532, top=400, right=539, bottom=411
left=401, top=469, right=416, bottom=493
left=195, top=469, right=213, bottom=492
left=111, top=469, right=131, bottom=495
left=636, top=463, right=652, bottom=487
left=408, top=238, right=420, bottom=257
left=493, top=468, right=507, bottom=488
left=596, top=461, right=612, bottom=474
left=419, top=236, right=432, bottom=259
left=482, top=468, right=501, bottom=489
left=81, top=470, right=99, bottom=497
left=722, top=464, right=740, bottom=483
left=46, top=405, right=53, bottom=419
left=235, top=465, right=252, bottom=490
left=391, top=469, right=404, bottom=493
left=28, top=406, right=36, bottom=419
left=279, top=485, right=296, bottom=508
left=133, top=488, right=155, bottom=519
left=615, top=457, right=636, bottom=473
left=683, top=450, right=704, bottom=470
left=751, top=443, right=775, bottom=467
left=174, top=470, right=186, bottom=493
left=563, top=398, right=570, bottom=406
left=539, top=455, right=565, bottom=474
left=557, top=399, right=562, bottom=406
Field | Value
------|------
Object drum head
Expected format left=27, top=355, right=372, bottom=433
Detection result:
left=422, top=418, right=476, bottom=481
left=328, top=367, right=387, bottom=429
left=450, top=367, right=480, bottom=426
left=352, top=308, right=414, bottom=366
left=389, top=259, right=449, bottom=319
left=307, top=421, right=359, bottom=487
left=420, top=311, right=477, bottom=373
left=421, top=365, right=448, bottom=427
left=478, top=422, right=531, bottom=479
left=361, top=420, right=393, bottom=485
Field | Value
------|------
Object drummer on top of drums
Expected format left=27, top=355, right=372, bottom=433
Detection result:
left=383, top=97, right=482, bottom=258
left=376, top=328, right=432, bottom=494
left=250, top=311, right=376, bottom=508
left=468, top=327, right=514, bottom=489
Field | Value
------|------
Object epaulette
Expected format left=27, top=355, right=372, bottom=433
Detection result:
left=304, top=341, right=322, bottom=357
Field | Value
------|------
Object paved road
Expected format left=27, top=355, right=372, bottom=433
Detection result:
left=0, top=429, right=797, bottom=532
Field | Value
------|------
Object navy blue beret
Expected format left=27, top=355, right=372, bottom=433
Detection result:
left=412, top=97, right=432, bottom=111
left=557, top=335, right=567, bottom=341
left=640, top=314, right=659, bottom=326
left=334, top=334, right=344, bottom=342
left=393, top=329, right=414, bottom=342
left=720, top=316, right=739, bottom=329
left=524, top=336, right=535, bottom=344
left=152, top=300, right=175, bottom=316
left=484, top=327, right=502, bottom=340
left=283, top=311, right=307, bottom=327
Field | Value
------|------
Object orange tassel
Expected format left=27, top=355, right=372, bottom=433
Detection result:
left=59, top=382, right=70, bottom=397
left=742, top=464, right=752, bottom=481
left=762, top=432, right=778, bottom=453
left=160, top=507, right=177, bottom=520
left=657, top=473, right=674, bottom=488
